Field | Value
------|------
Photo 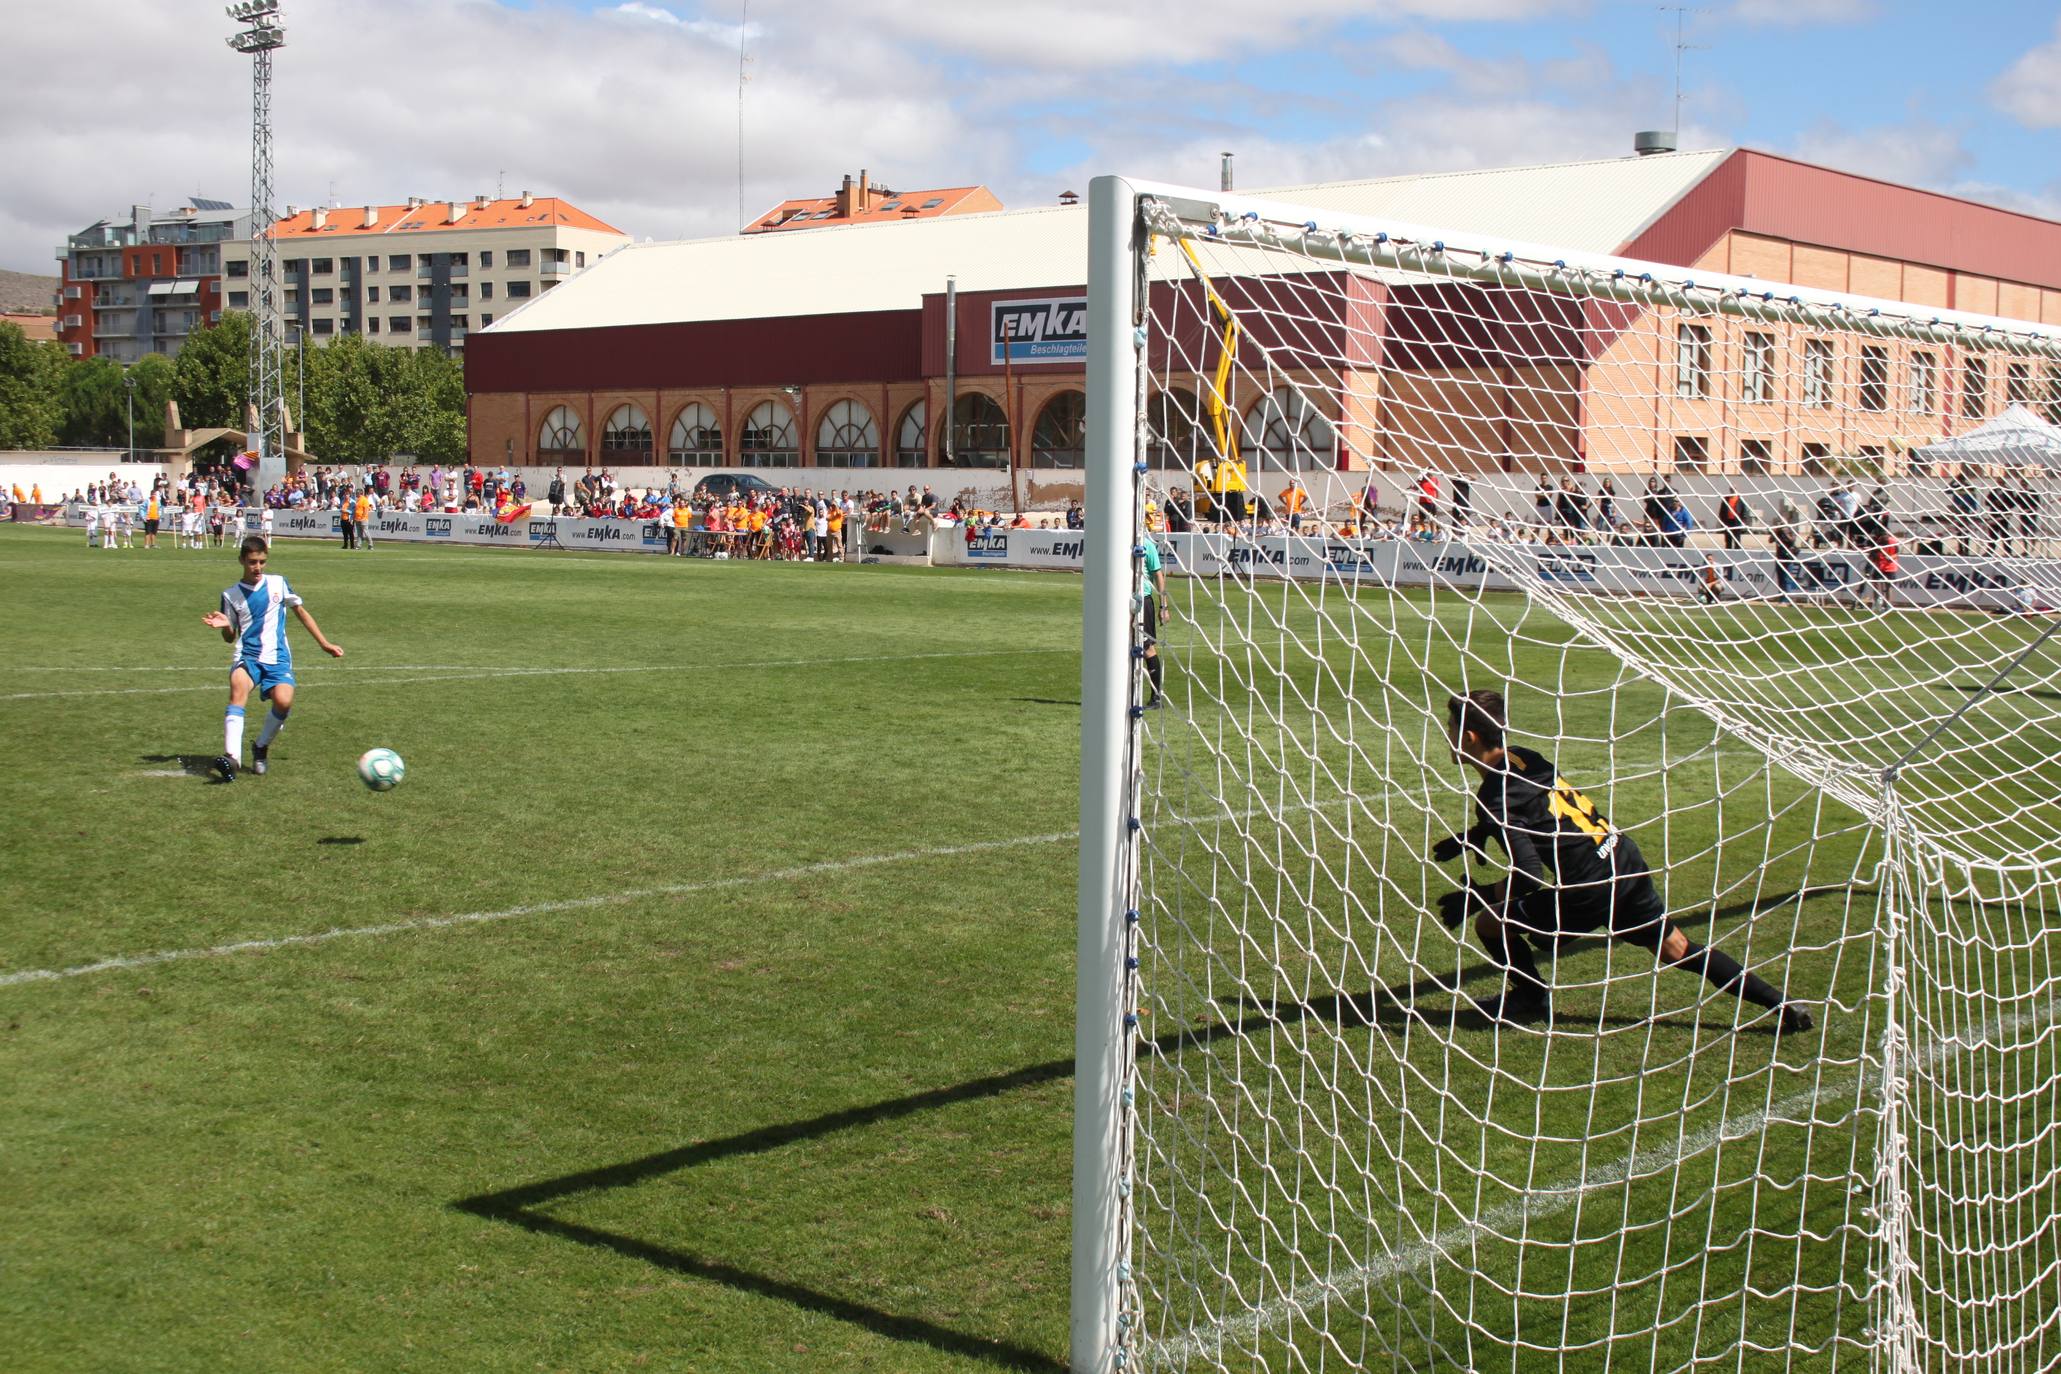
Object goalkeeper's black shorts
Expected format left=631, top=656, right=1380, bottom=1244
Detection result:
left=1513, top=871, right=1671, bottom=952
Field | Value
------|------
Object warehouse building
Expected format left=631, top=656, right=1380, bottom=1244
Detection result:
left=464, top=147, right=2061, bottom=497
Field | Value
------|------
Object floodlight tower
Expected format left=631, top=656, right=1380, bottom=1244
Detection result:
left=227, top=0, right=286, bottom=493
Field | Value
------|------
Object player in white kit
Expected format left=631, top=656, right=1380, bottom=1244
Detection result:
left=200, top=536, right=345, bottom=780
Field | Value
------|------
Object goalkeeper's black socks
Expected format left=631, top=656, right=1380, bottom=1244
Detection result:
left=1145, top=653, right=1163, bottom=702
left=1478, top=920, right=1551, bottom=1019
left=1670, top=938, right=1813, bottom=1031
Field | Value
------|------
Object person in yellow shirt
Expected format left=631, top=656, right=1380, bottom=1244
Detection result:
left=143, top=490, right=163, bottom=548
left=827, top=504, right=845, bottom=562
left=671, top=498, right=692, bottom=557
left=353, top=489, right=375, bottom=551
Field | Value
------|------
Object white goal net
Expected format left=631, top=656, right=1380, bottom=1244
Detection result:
left=1073, top=177, right=2061, bottom=1374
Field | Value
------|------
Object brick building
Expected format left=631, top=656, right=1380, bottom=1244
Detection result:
left=54, top=201, right=246, bottom=362
left=464, top=148, right=2061, bottom=488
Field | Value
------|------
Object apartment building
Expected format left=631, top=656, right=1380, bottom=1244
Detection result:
left=54, top=200, right=248, bottom=362
left=220, top=194, right=628, bottom=355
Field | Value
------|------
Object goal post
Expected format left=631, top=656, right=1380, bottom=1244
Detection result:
left=1076, top=174, right=2061, bottom=1372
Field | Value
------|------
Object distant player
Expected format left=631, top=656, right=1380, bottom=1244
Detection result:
left=200, top=536, right=345, bottom=780
left=1139, top=535, right=1172, bottom=709
left=1432, top=689, right=1813, bottom=1033
left=1696, top=555, right=1723, bottom=604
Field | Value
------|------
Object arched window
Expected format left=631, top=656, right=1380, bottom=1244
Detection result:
left=1147, top=390, right=1204, bottom=470
left=601, top=403, right=651, bottom=460
left=738, top=399, right=798, bottom=468
left=667, top=402, right=722, bottom=466
left=1030, top=390, right=1087, bottom=469
left=948, top=392, right=1009, bottom=469
left=538, top=405, right=585, bottom=457
left=895, top=401, right=927, bottom=468
left=815, top=399, right=879, bottom=468
left=1241, top=386, right=1336, bottom=471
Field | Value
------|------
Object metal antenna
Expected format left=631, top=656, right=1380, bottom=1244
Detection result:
left=227, top=0, right=287, bottom=492
left=736, top=0, right=751, bottom=230
left=1660, top=6, right=1706, bottom=137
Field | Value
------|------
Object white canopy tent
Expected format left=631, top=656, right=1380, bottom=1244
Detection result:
left=1917, top=404, right=2061, bottom=469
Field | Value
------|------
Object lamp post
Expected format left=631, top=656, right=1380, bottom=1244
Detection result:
left=292, top=324, right=304, bottom=448
left=123, top=369, right=136, bottom=464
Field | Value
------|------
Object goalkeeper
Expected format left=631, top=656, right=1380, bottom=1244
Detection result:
left=1432, top=689, right=1814, bottom=1033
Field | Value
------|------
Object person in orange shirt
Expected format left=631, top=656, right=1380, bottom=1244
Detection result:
left=1280, top=480, right=1309, bottom=534
left=749, top=504, right=770, bottom=559
left=353, top=488, right=375, bottom=551
left=671, top=498, right=692, bottom=557
left=826, top=503, right=845, bottom=562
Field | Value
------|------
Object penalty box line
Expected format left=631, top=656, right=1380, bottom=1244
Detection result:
left=1147, top=997, right=2058, bottom=1370
left=0, top=828, right=1082, bottom=989
left=0, top=647, right=1076, bottom=702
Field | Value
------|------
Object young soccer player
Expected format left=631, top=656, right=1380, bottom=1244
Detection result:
left=1432, top=688, right=1813, bottom=1033
left=200, top=536, right=344, bottom=780
left=1139, top=535, right=1172, bottom=709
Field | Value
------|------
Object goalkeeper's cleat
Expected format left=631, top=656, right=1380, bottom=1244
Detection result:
left=1473, top=985, right=1550, bottom=1026
left=251, top=745, right=268, bottom=775
left=1777, top=1002, right=1816, bottom=1035
left=214, top=754, right=239, bottom=782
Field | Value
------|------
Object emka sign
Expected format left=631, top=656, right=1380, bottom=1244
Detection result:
left=992, top=297, right=1088, bottom=364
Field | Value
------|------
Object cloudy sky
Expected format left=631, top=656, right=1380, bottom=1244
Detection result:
left=4, top=0, right=2059, bottom=273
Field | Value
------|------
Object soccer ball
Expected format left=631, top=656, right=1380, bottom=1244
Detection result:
left=357, top=748, right=405, bottom=791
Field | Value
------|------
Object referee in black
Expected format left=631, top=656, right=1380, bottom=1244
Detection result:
left=1433, top=689, right=1814, bottom=1033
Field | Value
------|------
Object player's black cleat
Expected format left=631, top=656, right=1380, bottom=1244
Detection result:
left=1777, top=1002, right=1816, bottom=1035
left=1144, top=695, right=1165, bottom=711
left=251, top=745, right=268, bottom=775
left=1472, top=986, right=1550, bottom=1026
left=214, top=754, right=239, bottom=782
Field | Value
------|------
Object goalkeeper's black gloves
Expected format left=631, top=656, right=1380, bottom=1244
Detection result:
left=1431, top=833, right=1466, bottom=864
left=1435, top=877, right=1507, bottom=929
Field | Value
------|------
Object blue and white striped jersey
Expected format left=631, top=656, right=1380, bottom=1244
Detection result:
left=221, top=574, right=302, bottom=667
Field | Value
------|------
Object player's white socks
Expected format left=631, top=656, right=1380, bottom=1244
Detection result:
left=224, top=704, right=245, bottom=759
left=256, top=706, right=288, bottom=749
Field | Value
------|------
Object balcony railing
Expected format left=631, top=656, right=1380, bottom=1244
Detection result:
left=540, top=258, right=573, bottom=276
left=93, top=296, right=136, bottom=309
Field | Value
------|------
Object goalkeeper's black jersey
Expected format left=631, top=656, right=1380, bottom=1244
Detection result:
left=1471, top=746, right=1649, bottom=895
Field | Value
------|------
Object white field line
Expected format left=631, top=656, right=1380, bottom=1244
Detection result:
left=0, top=828, right=1081, bottom=989
left=1147, top=999, right=2055, bottom=1370
left=0, top=647, right=1074, bottom=702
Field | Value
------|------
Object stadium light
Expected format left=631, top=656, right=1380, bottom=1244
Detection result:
left=227, top=0, right=287, bottom=492
left=226, top=0, right=284, bottom=53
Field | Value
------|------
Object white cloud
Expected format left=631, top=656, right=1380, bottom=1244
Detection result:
left=1991, top=20, right=2061, bottom=128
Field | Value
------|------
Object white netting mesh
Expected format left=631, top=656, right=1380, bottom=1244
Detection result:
left=1106, top=188, right=2061, bottom=1372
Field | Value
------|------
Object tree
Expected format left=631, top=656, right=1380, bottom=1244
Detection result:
left=171, top=311, right=252, bottom=431
left=128, top=353, right=177, bottom=451
left=57, top=355, right=125, bottom=446
left=0, top=322, right=66, bottom=448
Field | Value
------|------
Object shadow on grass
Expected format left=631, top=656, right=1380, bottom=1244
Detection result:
left=1010, top=697, right=1081, bottom=708
left=140, top=751, right=227, bottom=782
left=453, top=882, right=1856, bottom=1365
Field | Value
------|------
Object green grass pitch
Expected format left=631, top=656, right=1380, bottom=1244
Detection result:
left=2, top=525, right=2050, bottom=1372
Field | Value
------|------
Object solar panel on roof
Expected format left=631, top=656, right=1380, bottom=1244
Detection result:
left=191, top=198, right=233, bottom=211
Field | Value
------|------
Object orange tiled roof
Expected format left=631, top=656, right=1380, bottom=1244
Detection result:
left=263, top=197, right=624, bottom=239
left=746, top=185, right=1000, bottom=233
left=2, top=312, right=57, bottom=341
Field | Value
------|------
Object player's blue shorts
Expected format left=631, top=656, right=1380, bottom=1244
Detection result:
left=232, top=659, right=296, bottom=700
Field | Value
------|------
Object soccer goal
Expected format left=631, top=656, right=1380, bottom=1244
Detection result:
left=1074, top=176, right=2061, bottom=1373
